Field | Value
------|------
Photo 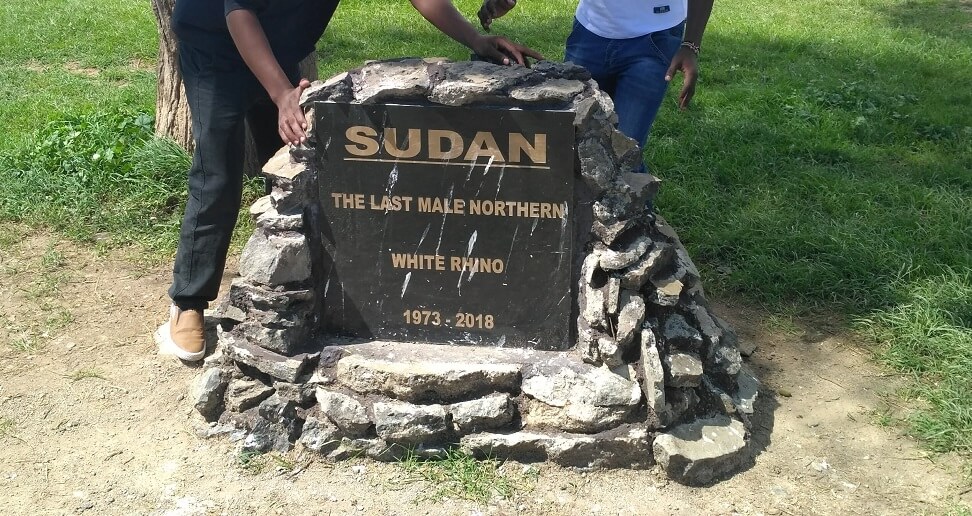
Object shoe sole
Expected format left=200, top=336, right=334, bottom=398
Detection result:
left=154, top=321, right=206, bottom=362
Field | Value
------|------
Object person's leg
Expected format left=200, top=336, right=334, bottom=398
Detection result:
left=610, top=23, right=685, bottom=166
left=565, top=18, right=617, bottom=99
left=168, top=44, right=253, bottom=311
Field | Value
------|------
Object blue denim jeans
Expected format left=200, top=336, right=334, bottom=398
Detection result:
left=565, top=19, right=684, bottom=172
left=168, top=43, right=298, bottom=310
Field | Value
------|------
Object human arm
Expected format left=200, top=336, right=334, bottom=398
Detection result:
left=226, top=8, right=311, bottom=145
left=477, top=0, right=516, bottom=31
left=665, top=0, right=714, bottom=110
left=409, top=0, right=542, bottom=65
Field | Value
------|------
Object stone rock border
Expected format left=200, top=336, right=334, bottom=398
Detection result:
left=195, top=59, right=760, bottom=485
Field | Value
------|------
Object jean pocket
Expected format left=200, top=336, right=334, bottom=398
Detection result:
left=652, top=22, right=686, bottom=63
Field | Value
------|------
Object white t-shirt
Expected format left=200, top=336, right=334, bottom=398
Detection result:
left=575, top=0, right=687, bottom=39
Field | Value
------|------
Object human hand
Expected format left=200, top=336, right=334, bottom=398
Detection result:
left=664, top=48, right=699, bottom=110
left=470, top=34, right=543, bottom=66
left=478, top=0, right=516, bottom=31
left=272, top=79, right=312, bottom=146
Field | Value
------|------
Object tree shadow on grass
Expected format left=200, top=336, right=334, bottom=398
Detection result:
left=651, top=28, right=971, bottom=316
left=873, top=0, right=972, bottom=44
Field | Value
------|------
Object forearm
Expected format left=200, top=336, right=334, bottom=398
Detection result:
left=684, top=0, right=714, bottom=45
left=226, top=9, right=293, bottom=101
left=410, top=0, right=483, bottom=50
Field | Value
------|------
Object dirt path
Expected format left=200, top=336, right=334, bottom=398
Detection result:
left=1, top=227, right=968, bottom=515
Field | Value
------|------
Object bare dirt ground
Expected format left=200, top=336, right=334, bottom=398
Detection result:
left=1, top=226, right=969, bottom=515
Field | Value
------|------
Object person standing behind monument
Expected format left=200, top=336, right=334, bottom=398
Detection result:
left=478, top=0, right=713, bottom=173
left=156, top=0, right=543, bottom=362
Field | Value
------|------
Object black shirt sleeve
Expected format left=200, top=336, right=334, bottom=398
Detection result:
left=225, top=0, right=269, bottom=16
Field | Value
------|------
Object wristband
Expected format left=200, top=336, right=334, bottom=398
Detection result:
left=680, top=41, right=700, bottom=56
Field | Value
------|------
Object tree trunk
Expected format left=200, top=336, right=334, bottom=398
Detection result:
left=151, top=0, right=193, bottom=152
left=151, top=0, right=319, bottom=172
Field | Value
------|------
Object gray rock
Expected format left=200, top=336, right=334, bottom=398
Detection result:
left=272, top=380, right=317, bottom=406
left=261, top=145, right=316, bottom=213
left=733, top=367, right=760, bottom=415
left=228, top=280, right=314, bottom=312
left=609, top=132, right=643, bottom=177
left=604, top=276, right=621, bottom=315
left=316, top=388, right=372, bottom=436
left=662, top=314, right=704, bottom=351
left=620, top=243, right=673, bottom=290
left=238, top=230, right=311, bottom=287
left=242, top=419, right=285, bottom=454
left=224, top=378, right=274, bottom=413
left=577, top=138, right=617, bottom=195
left=521, top=361, right=641, bottom=433
left=599, top=235, right=651, bottom=271
left=255, top=206, right=303, bottom=231
left=706, top=321, right=743, bottom=379
left=647, top=276, right=683, bottom=307
left=664, top=352, right=704, bottom=388
left=332, top=352, right=521, bottom=403
left=327, top=437, right=401, bottom=462
left=652, top=215, right=682, bottom=243
left=509, top=78, right=585, bottom=104
left=373, top=401, right=448, bottom=445
left=597, top=336, right=623, bottom=368
left=242, top=395, right=302, bottom=453
left=581, top=280, right=606, bottom=328
left=653, top=416, right=748, bottom=485
left=592, top=217, right=635, bottom=246
left=571, top=89, right=618, bottom=128
left=615, top=291, right=646, bottom=348
left=738, top=338, right=757, bottom=357
left=673, top=246, right=701, bottom=284
left=351, top=59, right=431, bottom=102
left=192, top=368, right=230, bottom=421
left=638, top=329, right=667, bottom=424
left=532, top=60, right=592, bottom=81
left=688, top=303, right=722, bottom=345
left=576, top=323, right=605, bottom=365
left=449, top=393, right=515, bottom=434
left=430, top=61, right=532, bottom=106
left=230, top=316, right=312, bottom=356
left=300, top=71, right=351, bottom=105
left=666, top=387, right=701, bottom=424
left=224, top=334, right=318, bottom=383
left=622, top=172, right=660, bottom=209
left=298, top=415, right=342, bottom=454
left=248, top=195, right=273, bottom=219
left=699, top=375, right=738, bottom=417
left=461, top=426, right=651, bottom=469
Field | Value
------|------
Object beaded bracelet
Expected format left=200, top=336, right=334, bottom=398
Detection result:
left=680, top=41, right=701, bottom=56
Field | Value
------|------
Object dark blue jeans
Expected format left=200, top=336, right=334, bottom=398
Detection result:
left=565, top=19, right=684, bottom=172
left=168, top=43, right=297, bottom=310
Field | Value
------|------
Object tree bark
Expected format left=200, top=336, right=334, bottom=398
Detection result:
left=151, top=0, right=193, bottom=152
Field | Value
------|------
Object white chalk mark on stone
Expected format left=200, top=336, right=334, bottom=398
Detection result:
left=457, top=230, right=479, bottom=293
left=401, top=272, right=412, bottom=299
left=495, top=164, right=506, bottom=198
left=414, top=223, right=431, bottom=254
left=504, top=226, right=519, bottom=275
left=434, top=185, right=454, bottom=256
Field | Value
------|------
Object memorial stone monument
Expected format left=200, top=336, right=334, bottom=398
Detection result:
left=193, top=58, right=760, bottom=485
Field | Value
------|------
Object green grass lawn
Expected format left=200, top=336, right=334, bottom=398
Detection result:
left=0, top=0, right=969, bottom=465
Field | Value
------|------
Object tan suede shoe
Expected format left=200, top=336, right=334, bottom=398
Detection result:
left=154, top=305, right=206, bottom=362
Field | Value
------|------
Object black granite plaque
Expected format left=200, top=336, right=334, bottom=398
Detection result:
left=315, top=102, right=574, bottom=349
